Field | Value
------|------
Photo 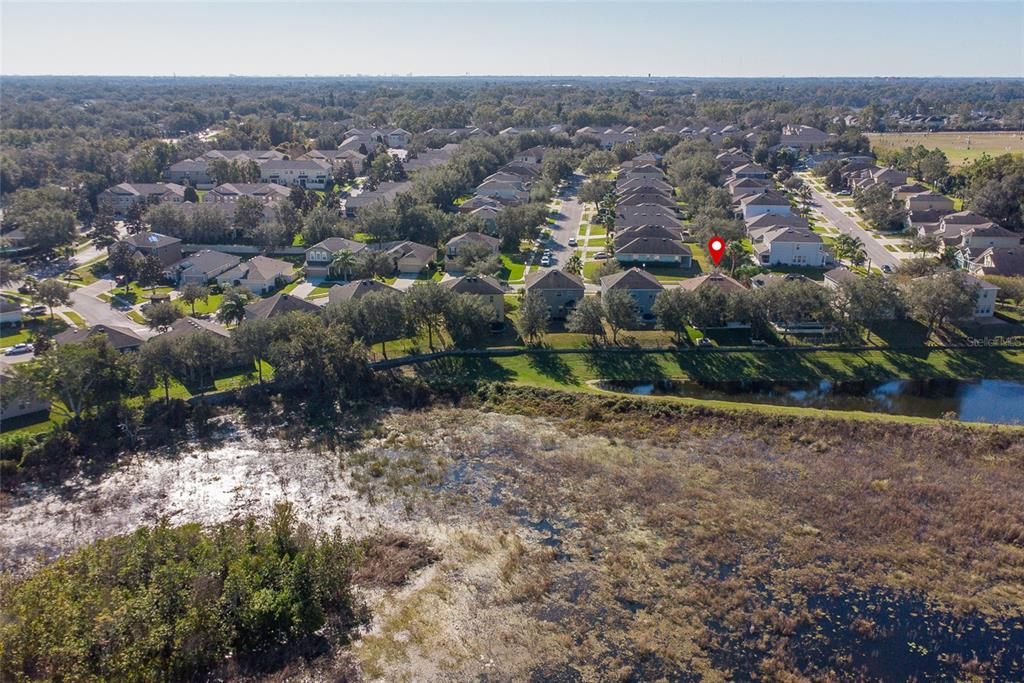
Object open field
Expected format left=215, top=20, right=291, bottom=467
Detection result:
left=7, top=399, right=1023, bottom=680
left=868, top=131, right=1024, bottom=167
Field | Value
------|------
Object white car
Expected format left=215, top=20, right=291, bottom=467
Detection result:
left=540, top=256, right=551, bottom=267
left=593, top=252, right=609, bottom=260
left=5, top=343, right=32, bottom=356
left=567, top=237, right=578, bottom=247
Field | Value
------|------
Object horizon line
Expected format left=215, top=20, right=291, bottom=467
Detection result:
left=3, top=73, right=1022, bottom=80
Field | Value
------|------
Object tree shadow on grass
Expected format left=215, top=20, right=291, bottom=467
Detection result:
left=414, top=355, right=513, bottom=387
left=526, top=352, right=578, bottom=386
left=869, top=319, right=930, bottom=347
left=583, top=350, right=666, bottom=382
left=943, top=349, right=1024, bottom=381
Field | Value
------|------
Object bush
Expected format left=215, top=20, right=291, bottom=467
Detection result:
left=0, top=503, right=362, bottom=680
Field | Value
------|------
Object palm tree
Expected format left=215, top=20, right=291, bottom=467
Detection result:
left=725, top=241, right=749, bottom=276
left=833, top=234, right=865, bottom=265
left=565, top=253, right=583, bottom=276
left=216, top=288, right=249, bottom=326
left=329, top=249, right=356, bottom=281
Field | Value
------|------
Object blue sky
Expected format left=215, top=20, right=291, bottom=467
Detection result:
left=2, top=1, right=1022, bottom=77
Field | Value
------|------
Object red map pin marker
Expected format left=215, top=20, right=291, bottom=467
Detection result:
left=708, top=236, right=726, bottom=266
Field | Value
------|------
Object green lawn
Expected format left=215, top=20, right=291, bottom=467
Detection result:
left=308, top=285, right=331, bottom=299
left=127, top=310, right=147, bottom=325
left=588, top=225, right=606, bottom=237
left=500, top=253, right=528, bottom=282
left=586, top=237, right=607, bottom=247
left=63, top=311, right=86, bottom=328
left=110, top=282, right=174, bottom=306
left=1, top=326, right=33, bottom=346
left=177, top=293, right=223, bottom=316
left=483, top=347, right=1024, bottom=390
left=687, top=244, right=710, bottom=273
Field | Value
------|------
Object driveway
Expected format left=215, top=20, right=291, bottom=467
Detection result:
left=801, top=176, right=900, bottom=271
left=70, top=279, right=151, bottom=335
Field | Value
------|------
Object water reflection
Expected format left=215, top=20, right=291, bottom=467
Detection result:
left=597, top=378, right=1024, bottom=424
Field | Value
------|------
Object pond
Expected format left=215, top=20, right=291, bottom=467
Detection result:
left=596, top=378, right=1024, bottom=424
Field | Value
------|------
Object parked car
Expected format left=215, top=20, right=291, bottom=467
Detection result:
left=751, top=339, right=770, bottom=347
left=5, top=343, right=32, bottom=356
left=593, top=252, right=609, bottom=260
left=881, top=264, right=893, bottom=274
left=26, top=305, right=46, bottom=316
left=540, top=256, right=551, bottom=267
left=567, top=238, right=577, bottom=247
left=837, top=190, right=851, bottom=196
left=697, top=337, right=713, bottom=347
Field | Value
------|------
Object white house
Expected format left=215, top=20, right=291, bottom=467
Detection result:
left=964, top=274, right=999, bottom=318
left=258, top=159, right=333, bottom=189
left=740, top=192, right=792, bottom=221
left=751, top=227, right=827, bottom=267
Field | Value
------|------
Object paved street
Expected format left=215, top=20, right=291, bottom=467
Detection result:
left=70, top=279, right=151, bottom=335
left=801, top=176, right=900, bottom=271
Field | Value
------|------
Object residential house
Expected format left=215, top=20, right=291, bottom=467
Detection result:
left=304, top=237, right=368, bottom=279
left=740, top=191, right=792, bottom=221
left=468, top=205, right=502, bottom=230
left=165, top=158, right=212, bottom=188
left=203, top=150, right=286, bottom=163
left=400, top=144, right=460, bottom=173
left=678, top=273, right=750, bottom=327
left=905, top=191, right=955, bottom=214
left=615, top=224, right=685, bottom=245
left=616, top=192, right=676, bottom=208
left=343, top=181, right=413, bottom=217
left=54, top=324, right=145, bottom=352
left=258, top=159, right=333, bottom=189
left=387, top=128, right=412, bottom=148
left=119, top=231, right=183, bottom=267
left=169, top=249, right=241, bottom=287
left=960, top=223, right=1021, bottom=252
left=445, top=232, right=501, bottom=263
left=853, top=167, right=908, bottom=192
left=967, top=247, right=1024, bottom=278
left=216, top=255, right=296, bottom=295
left=496, top=163, right=541, bottom=182
left=963, top=274, right=999, bottom=318
left=458, top=195, right=504, bottom=213
left=0, top=299, right=22, bottom=326
left=616, top=178, right=673, bottom=195
left=474, top=178, right=530, bottom=203
left=600, top=268, right=664, bottom=319
left=514, top=146, right=545, bottom=165
left=523, top=269, right=585, bottom=319
left=98, top=182, right=187, bottom=216
left=623, top=164, right=665, bottom=181
left=678, top=272, right=747, bottom=295
left=716, top=150, right=751, bottom=169
left=615, top=237, right=693, bottom=267
left=0, top=371, right=49, bottom=421
left=382, top=241, right=437, bottom=274
left=893, top=183, right=930, bottom=201
left=823, top=267, right=858, bottom=290
left=443, top=274, right=506, bottom=322
left=727, top=177, right=773, bottom=200
left=750, top=227, right=827, bottom=267
left=243, top=292, right=321, bottom=321
left=730, top=163, right=770, bottom=180
left=777, top=124, right=836, bottom=150
left=615, top=208, right=682, bottom=231
left=745, top=212, right=810, bottom=231
left=205, top=183, right=290, bottom=204
left=327, top=279, right=399, bottom=305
